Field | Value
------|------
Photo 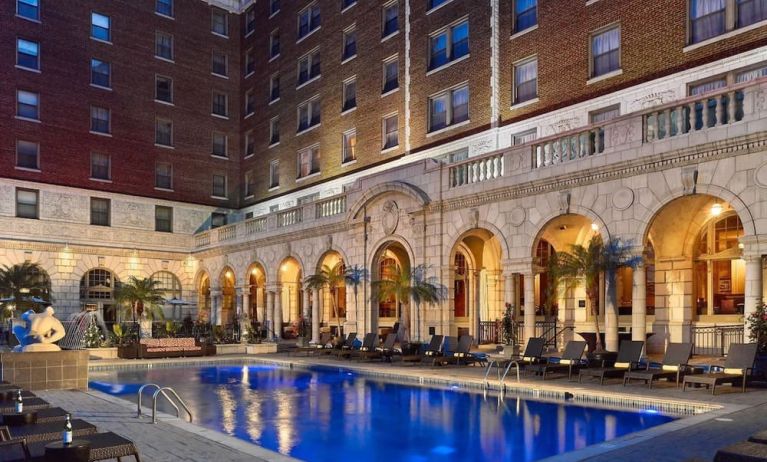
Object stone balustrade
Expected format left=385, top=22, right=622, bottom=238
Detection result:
left=449, top=152, right=505, bottom=188
left=315, top=194, right=346, bottom=219
left=277, top=207, right=302, bottom=228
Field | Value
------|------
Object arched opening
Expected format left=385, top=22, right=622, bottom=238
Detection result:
left=278, top=257, right=303, bottom=338
left=80, top=268, right=120, bottom=327
left=219, top=267, right=236, bottom=326
left=150, top=271, right=183, bottom=319
left=372, top=241, right=411, bottom=336
left=695, top=213, right=745, bottom=316
left=534, top=239, right=557, bottom=318
left=198, top=272, right=211, bottom=322
left=449, top=229, right=503, bottom=338
left=247, top=263, right=266, bottom=322
left=316, top=251, right=346, bottom=334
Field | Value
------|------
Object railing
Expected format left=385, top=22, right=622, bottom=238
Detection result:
left=449, top=152, right=504, bottom=188
left=195, top=232, right=210, bottom=247
left=244, top=217, right=267, bottom=235
left=316, top=194, right=346, bottom=218
left=136, top=384, right=193, bottom=424
left=478, top=321, right=501, bottom=344
left=277, top=208, right=302, bottom=227
left=515, top=320, right=558, bottom=349
left=644, top=89, right=744, bottom=142
left=217, top=224, right=237, bottom=241
left=690, top=324, right=744, bottom=356
left=533, top=126, right=605, bottom=169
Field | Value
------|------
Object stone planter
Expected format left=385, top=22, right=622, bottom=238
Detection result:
left=87, top=347, right=118, bottom=360
left=246, top=343, right=278, bottom=354
left=214, top=344, right=247, bottom=355
left=0, top=350, right=89, bottom=390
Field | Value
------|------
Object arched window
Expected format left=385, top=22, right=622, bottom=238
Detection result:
left=454, top=252, right=467, bottom=318
left=378, top=257, right=397, bottom=318
left=198, top=273, right=211, bottom=322
left=151, top=271, right=182, bottom=299
left=80, top=269, right=119, bottom=300
left=694, top=214, right=745, bottom=316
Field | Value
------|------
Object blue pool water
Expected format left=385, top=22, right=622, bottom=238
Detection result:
left=90, top=365, right=675, bottom=462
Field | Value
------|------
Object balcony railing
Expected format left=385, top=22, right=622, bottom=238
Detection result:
left=449, top=152, right=504, bottom=188
left=533, top=126, right=605, bottom=169
left=217, top=224, right=237, bottom=241
left=277, top=207, right=302, bottom=227
left=244, top=217, right=267, bottom=235
left=195, top=232, right=210, bottom=248
left=316, top=194, right=346, bottom=219
left=644, top=88, right=744, bottom=142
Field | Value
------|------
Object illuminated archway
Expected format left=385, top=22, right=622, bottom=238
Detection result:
left=198, top=272, right=211, bottom=322
left=371, top=241, right=412, bottom=337
left=80, top=268, right=120, bottom=326
left=247, top=263, right=266, bottom=322
left=278, top=257, right=303, bottom=338
left=219, top=267, right=236, bottom=325
left=316, top=251, right=346, bottom=333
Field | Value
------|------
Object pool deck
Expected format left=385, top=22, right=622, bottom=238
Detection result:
left=35, top=352, right=767, bottom=461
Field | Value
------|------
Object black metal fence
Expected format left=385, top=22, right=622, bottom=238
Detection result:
left=690, top=324, right=744, bottom=356
left=477, top=320, right=558, bottom=348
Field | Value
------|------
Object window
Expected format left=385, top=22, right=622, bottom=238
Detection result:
left=91, top=12, right=111, bottom=42
left=17, top=0, right=39, bottom=21
left=16, top=140, right=39, bottom=170
left=244, top=171, right=255, bottom=197
left=16, top=189, right=38, bottom=219
left=155, top=206, right=173, bottom=232
left=513, top=58, right=537, bottom=104
left=342, top=129, right=357, bottom=163
left=269, top=0, right=280, bottom=16
left=17, top=90, right=39, bottom=120
left=155, top=32, right=173, bottom=60
left=212, top=132, right=228, bottom=157
left=298, top=49, right=321, bottom=85
left=737, top=63, right=767, bottom=83
left=297, top=145, right=320, bottom=178
left=512, top=128, right=537, bottom=145
left=155, top=118, right=173, bottom=146
left=211, top=8, right=228, bottom=36
left=383, top=2, right=399, bottom=37
left=298, top=98, right=321, bottom=132
left=269, top=160, right=280, bottom=188
left=90, top=106, right=110, bottom=134
left=429, top=20, right=469, bottom=70
left=689, top=78, right=727, bottom=96
left=212, top=174, right=227, bottom=197
left=212, top=91, right=228, bottom=117
left=90, top=153, right=111, bottom=180
left=211, top=51, right=228, bottom=76
left=298, top=3, right=321, bottom=39
left=245, top=90, right=255, bottom=116
left=16, top=39, right=39, bottom=70
left=90, top=59, right=110, bottom=88
left=270, top=117, right=280, bottom=145
left=90, top=198, right=110, bottom=226
left=270, top=75, right=280, bottom=102
left=245, top=6, right=256, bottom=35
left=382, top=57, right=399, bottom=93
left=738, top=0, right=767, bottom=27
left=270, top=30, right=280, bottom=59
left=513, top=0, right=537, bottom=33
left=245, top=131, right=255, bottom=156
left=342, top=78, right=357, bottom=111
left=591, top=26, right=620, bottom=78
left=155, top=162, right=172, bottom=189
left=428, top=0, right=449, bottom=10
left=589, top=104, right=621, bottom=123
left=245, top=49, right=256, bottom=75
left=151, top=271, right=181, bottom=299
left=382, top=114, right=398, bottom=149
left=690, top=0, right=726, bottom=43
left=343, top=27, right=357, bottom=60
left=343, top=0, right=357, bottom=9
left=156, top=0, right=173, bottom=17
left=155, top=75, right=173, bottom=103
left=211, top=212, right=227, bottom=228
left=429, top=84, right=469, bottom=132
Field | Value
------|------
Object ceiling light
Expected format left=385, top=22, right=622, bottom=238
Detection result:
left=711, top=203, right=723, bottom=217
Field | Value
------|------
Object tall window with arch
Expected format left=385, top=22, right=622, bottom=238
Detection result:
left=694, top=213, right=745, bottom=316
left=453, top=252, right=467, bottom=318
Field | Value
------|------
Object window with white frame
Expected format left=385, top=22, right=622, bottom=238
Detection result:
left=245, top=49, right=256, bottom=75
left=16, top=188, right=39, bottom=219
left=270, top=74, right=280, bottom=102
left=211, top=8, right=228, bottom=36
left=269, top=0, right=280, bottom=16
left=342, top=78, right=357, bottom=111
left=155, top=118, right=173, bottom=146
left=90, top=152, right=111, bottom=180
left=155, top=162, right=173, bottom=189
left=343, top=26, right=357, bottom=60
left=270, top=117, right=280, bottom=145
left=155, top=75, right=173, bottom=103
left=298, top=3, right=321, bottom=39
left=512, top=128, right=537, bottom=145
left=342, top=129, right=357, bottom=163
left=155, top=32, right=173, bottom=60
left=212, top=91, right=228, bottom=117
left=156, top=0, right=173, bottom=17
left=297, top=145, right=320, bottom=178
left=91, top=59, right=110, bottom=88
left=269, top=160, right=280, bottom=188
left=428, top=0, right=449, bottom=11
left=245, top=6, right=256, bottom=34
left=382, top=56, right=399, bottom=93
left=245, top=131, right=255, bottom=156
left=212, top=132, right=228, bottom=157
left=16, top=140, right=39, bottom=170
left=270, top=30, right=280, bottom=58
left=17, top=90, right=39, bottom=120
left=736, top=62, right=767, bottom=83
left=429, top=20, right=468, bottom=70
left=382, top=113, right=399, bottom=149
left=90, top=106, right=110, bottom=134
left=212, top=174, right=227, bottom=197
left=245, top=90, right=255, bottom=115
left=590, top=26, right=620, bottom=78
left=16, top=38, right=39, bottom=70
left=298, top=49, right=321, bottom=85
left=513, top=0, right=537, bottom=33
left=589, top=104, right=621, bottom=123
left=513, top=57, right=537, bottom=104
left=429, top=84, right=469, bottom=132
left=17, top=0, right=39, bottom=21
left=737, top=0, right=767, bottom=27
left=211, top=50, right=228, bottom=76
left=91, top=12, right=111, bottom=42
left=297, top=97, right=321, bottom=132
left=382, top=2, right=399, bottom=37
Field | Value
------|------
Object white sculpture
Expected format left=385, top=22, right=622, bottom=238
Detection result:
left=12, top=307, right=66, bottom=352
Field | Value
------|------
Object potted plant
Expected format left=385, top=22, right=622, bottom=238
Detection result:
left=746, top=303, right=767, bottom=379
left=114, top=276, right=165, bottom=340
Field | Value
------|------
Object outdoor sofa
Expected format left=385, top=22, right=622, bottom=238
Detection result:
left=118, top=337, right=211, bottom=359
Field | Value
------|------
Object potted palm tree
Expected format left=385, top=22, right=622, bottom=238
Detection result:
left=304, top=262, right=347, bottom=344
left=373, top=264, right=444, bottom=347
left=554, top=236, right=641, bottom=353
left=114, top=276, right=166, bottom=340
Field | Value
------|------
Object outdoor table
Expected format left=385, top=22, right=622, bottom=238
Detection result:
left=1, top=410, right=37, bottom=426
left=0, top=389, right=35, bottom=401
left=44, top=440, right=91, bottom=462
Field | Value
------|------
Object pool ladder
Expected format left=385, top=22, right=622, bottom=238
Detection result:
left=136, top=383, right=193, bottom=424
left=483, top=360, right=521, bottom=393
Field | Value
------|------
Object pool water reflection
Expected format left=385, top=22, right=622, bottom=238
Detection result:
left=89, top=365, right=675, bottom=462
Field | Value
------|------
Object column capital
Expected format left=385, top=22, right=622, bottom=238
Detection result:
left=743, top=254, right=764, bottom=264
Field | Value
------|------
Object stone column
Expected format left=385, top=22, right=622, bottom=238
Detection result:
left=242, top=286, right=250, bottom=318
left=504, top=273, right=516, bottom=311
left=474, top=271, right=482, bottom=341
left=604, top=273, right=619, bottom=352
left=273, top=286, right=283, bottom=340
left=235, top=287, right=244, bottom=317
left=210, top=289, right=222, bottom=326
left=745, top=255, right=764, bottom=337
left=524, top=272, right=536, bottom=343
left=302, top=288, right=310, bottom=319
left=256, top=287, right=264, bottom=324
left=311, top=289, right=320, bottom=343
left=265, top=291, right=274, bottom=341
left=632, top=261, right=647, bottom=343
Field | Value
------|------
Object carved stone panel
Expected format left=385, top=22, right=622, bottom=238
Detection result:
left=42, top=192, right=88, bottom=223
left=755, top=162, right=767, bottom=189
left=612, top=187, right=634, bottom=211
left=0, top=185, right=14, bottom=216
left=469, top=135, right=496, bottom=157
left=681, top=167, right=698, bottom=196
left=381, top=200, right=399, bottom=235
left=509, top=208, right=526, bottom=227
left=112, top=201, right=153, bottom=229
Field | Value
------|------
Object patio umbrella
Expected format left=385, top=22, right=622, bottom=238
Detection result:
left=166, top=297, right=191, bottom=320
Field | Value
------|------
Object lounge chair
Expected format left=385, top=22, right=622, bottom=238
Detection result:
left=327, top=332, right=356, bottom=356
left=527, top=341, right=588, bottom=380
left=578, top=340, right=645, bottom=385
left=435, top=335, right=485, bottom=366
left=683, top=343, right=758, bottom=395
left=335, top=332, right=364, bottom=359
left=432, top=336, right=458, bottom=366
left=623, top=342, right=693, bottom=388
left=292, top=332, right=331, bottom=356
left=714, top=441, right=767, bottom=462
left=2, top=430, right=142, bottom=462
left=401, top=335, right=443, bottom=364
left=375, top=333, right=399, bottom=362
left=351, top=333, right=379, bottom=360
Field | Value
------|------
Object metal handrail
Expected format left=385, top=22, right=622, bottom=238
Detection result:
left=152, top=387, right=193, bottom=424
left=483, top=359, right=521, bottom=392
left=136, top=384, right=179, bottom=419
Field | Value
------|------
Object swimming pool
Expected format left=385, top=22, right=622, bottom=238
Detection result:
left=90, top=364, right=675, bottom=462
